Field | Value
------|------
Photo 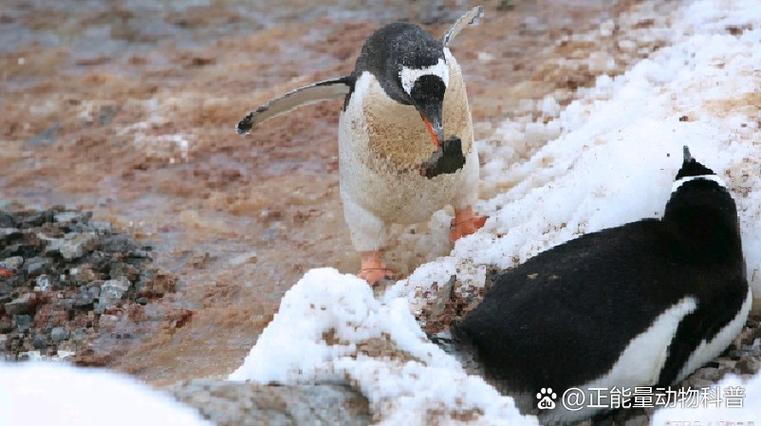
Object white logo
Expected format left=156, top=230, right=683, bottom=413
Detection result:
left=536, top=387, right=558, bottom=410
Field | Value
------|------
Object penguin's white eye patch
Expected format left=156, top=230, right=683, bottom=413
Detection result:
left=671, top=174, right=726, bottom=194
left=400, top=58, right=449, bottom=95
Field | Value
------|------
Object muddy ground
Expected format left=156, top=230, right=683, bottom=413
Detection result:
left=1, top=0, right=650, bottom=385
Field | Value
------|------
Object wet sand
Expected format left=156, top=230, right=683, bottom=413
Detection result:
left=1, top=0, right=648, bottom=384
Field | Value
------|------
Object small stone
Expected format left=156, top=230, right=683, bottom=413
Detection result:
left=57, top=298, right=74, bottom=312
left=685, top=378, right=713, bottom=389
left=109, top=263, right=138, bottom=283
left=0, top=256, right=24, bottom=271
left=0, top=318, right=12, bottom=333
left=59, top=233, right=97, bottom=260
left=13, top=314, right=33, bottom=332
left=0, top=281, right=12, bottom=300
left=0, top=228, right=20, bottom=242
left=431, top=276, right=456, bottom=317
left=4, top=293, right=37, bottom=315
left=96, top=276, right=131, bottom=313
left=20, top=210, right=53, bottom=228
left=136, top=297, right=148, bottom=305
left=70, top=264, right=99, bottom=284
left=18, top=350, right=42, bottom=361
left=0, top=211, right=14, bottom=228
left=138, top=270, right=176, bottom=297
left=54, top=211, right=90, bottom=223
left=32, top=334, right=47, bottom=350
left=73, top=286, right=99, bottom=308
left=129, top=249, right=151, bottom=259
left=98, top=314, right=119, bottom=331
left=753, top=326, right=761, bottom=341
left=694, top=366, right=722, bottom=381
left=25, top=256, right=51, bottom=277
left=35, top=274, right=53, bottom=292
left=89, top=221, right=112, bottom=233
left=50, top=326, right=69, bottom=343
left=98, top=234, right=138, bottom=254
left=736, top=357, right=761, bottom=374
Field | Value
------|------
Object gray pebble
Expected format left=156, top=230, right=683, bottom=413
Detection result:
left=25, top=256, right=51, bottom=277
left=13, top=314, right=33, bottom=332
left=96, top=276, right=131, bottom=313
left=4, top=293, right=36, bottom=315
left=0, top=256, right=24, bottom=271
left=50, top=327, right=70, bottom=343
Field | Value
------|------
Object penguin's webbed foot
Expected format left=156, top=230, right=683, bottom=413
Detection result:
left=358, top=251, right=393, bottom=285
left=449, top=206, right=487, bottom=243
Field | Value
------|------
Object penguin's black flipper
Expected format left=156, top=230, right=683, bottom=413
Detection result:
left=441, top=6, right=483, bottom=47
left=236, top=76, right=353, bottom=134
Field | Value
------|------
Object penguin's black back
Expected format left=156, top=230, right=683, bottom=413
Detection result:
left=454, top=214, right=747, bottom=394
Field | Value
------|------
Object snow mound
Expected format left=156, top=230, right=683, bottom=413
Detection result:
left=0, top=362, right=210, bottom=426
left=652, top=370, right=761, bottom=424
left=230, top=268, right=537, bottom=425
left=233, top=0, right=761, bottom=424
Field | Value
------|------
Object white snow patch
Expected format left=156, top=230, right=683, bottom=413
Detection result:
left=0, top=362, right=210, bottom=426
left=230, top=268, right=536, bottom=425
left=652, top=370, right=761, bottom=424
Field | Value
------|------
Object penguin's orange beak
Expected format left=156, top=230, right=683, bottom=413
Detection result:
left=420, top=114, right=442, bottom=148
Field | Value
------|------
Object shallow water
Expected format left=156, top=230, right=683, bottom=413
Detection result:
left=0, top=0, right=640, bottom=384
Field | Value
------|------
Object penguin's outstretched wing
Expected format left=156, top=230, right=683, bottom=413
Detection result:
left=441, top=5, right=484, bottom=47
left=236, top=77, right=352, bottom=134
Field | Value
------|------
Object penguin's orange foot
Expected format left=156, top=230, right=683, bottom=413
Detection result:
left=449, top=206, right=487, bottom=244
left=358, top=251, right=392, bottom=285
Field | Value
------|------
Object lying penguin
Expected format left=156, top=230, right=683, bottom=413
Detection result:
left=453, top=147, right=751, bottom=423
left=237, top=7, right=487, bottom=284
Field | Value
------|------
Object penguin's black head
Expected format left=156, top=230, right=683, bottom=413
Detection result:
left=355, top=22, right=448, bottom=146
left=663, top=146, right=741, bottom=260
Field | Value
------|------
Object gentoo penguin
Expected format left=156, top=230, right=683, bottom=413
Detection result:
left=452, top=147, right=751, bottom=423
left=237, top=7, right=487, bottom=284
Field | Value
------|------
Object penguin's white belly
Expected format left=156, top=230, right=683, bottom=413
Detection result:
left=339, top=130, right=478, bottom=224
left=338, top=62, right=477, bottom=227
left=542, top=296, right=699, bottom=424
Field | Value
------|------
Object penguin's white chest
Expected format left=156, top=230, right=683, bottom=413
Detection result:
left=338, top=58, right=478, bottom=226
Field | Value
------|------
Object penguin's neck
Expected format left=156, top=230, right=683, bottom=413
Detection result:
left=663, top=193, right=742, bottom=264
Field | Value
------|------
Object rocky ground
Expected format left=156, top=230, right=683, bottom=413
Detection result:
left=171, top=381, right=371, bottom=426
left=0, top=206, right=180, bottom=365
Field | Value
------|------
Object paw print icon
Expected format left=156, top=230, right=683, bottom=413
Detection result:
left=536, top=387, right=557, bottom=410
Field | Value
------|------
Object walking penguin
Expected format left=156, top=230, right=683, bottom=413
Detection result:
left=453, top=147, right=751, bottom=423
left=237, top=7, right=487, bottom=284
